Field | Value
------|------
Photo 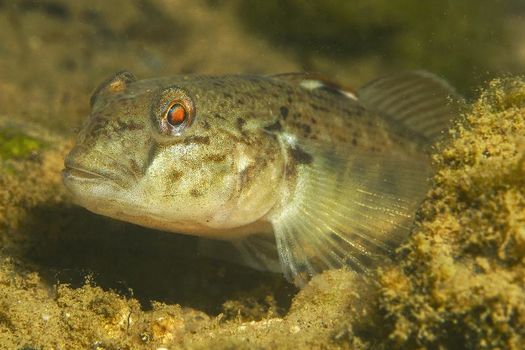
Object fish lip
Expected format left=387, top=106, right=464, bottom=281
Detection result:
left=62, top=166, right=107, bottom=181
left=62, top=163, right=125, bottom=188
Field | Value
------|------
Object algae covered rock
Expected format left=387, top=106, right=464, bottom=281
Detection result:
left=0, top=128, right=42, bottom=161
left=380, top=77, right=525, bottom=349
left=0, top=117, right=67, bottom=242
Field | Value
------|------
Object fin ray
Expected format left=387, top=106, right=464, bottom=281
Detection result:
left=270, top=139, right=431, bottom=286
left=357, top=70, right=463, bottom=144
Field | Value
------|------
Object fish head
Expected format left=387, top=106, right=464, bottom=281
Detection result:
left=63, top=72, right=285, bottom=237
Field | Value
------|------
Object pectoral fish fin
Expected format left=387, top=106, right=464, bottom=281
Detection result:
left=270, top=141, right=431, bottom=286
left=358, top=71, right=463, bottom=144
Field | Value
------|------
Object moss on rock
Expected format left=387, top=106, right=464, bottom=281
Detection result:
left=380, top=77, right=525, bottom=349
left=0, top=126, right=43, bottom=160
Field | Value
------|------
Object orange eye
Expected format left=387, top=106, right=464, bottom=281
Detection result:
left=157, top=89, right=195, bottom=136
left=166, top=103, right=187, bottom=127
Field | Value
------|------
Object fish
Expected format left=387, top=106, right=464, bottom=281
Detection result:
left=62, top=70, right=460, bottom=286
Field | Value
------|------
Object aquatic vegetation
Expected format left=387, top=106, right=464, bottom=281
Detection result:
left=0, top=126, right=43, bottom=160
left=380, top=77, right=525, bottom=349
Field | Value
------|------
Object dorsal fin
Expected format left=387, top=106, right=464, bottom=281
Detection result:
left=271, top=72, right=357, bottom=100
left=357, top=70, right=463, bottom=145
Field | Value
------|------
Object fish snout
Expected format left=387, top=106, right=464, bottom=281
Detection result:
left=63, top=146, right=138, bottom=189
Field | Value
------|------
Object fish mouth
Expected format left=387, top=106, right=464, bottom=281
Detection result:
left=62, top=167, right=108, bottom=181
left=62, top=163, right=126, bottom=189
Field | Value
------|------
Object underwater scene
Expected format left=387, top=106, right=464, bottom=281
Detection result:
left=0, top=0, right=524, bottom=349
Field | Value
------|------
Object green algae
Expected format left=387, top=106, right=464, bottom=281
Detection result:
left=0, top=126, right=43, bottom=160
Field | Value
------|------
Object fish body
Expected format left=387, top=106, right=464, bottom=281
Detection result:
left=63, top=71, right=458, bottom=285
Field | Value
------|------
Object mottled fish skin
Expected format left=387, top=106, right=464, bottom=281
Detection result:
left=63, top=71, right=452, bottom=284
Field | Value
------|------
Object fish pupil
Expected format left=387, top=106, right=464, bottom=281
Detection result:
left=167, top=103, right=186, bottom=126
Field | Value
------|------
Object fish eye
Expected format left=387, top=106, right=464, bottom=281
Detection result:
left=158, top=94, right=195, bottom=136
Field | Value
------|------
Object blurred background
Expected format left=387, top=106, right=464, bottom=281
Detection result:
left=0, top=0, right=523, bottom=134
